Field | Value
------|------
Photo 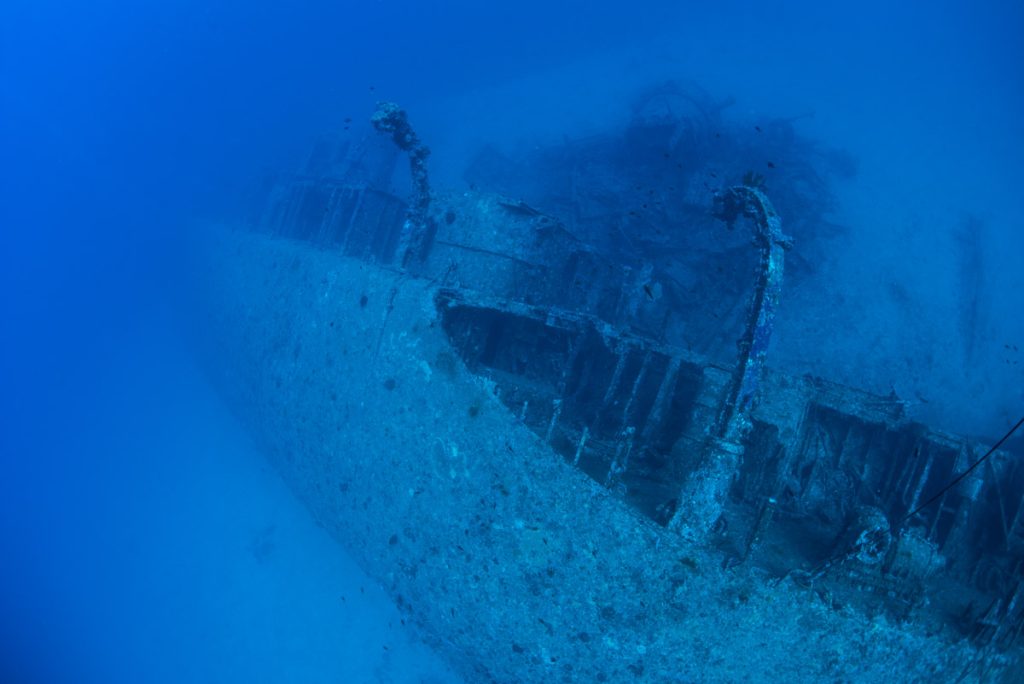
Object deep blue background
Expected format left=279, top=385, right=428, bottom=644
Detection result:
left=2, top=1, right=1022, bottom=681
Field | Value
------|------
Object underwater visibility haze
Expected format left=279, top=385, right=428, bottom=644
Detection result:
left=2, top=1, right=1024, bottom=682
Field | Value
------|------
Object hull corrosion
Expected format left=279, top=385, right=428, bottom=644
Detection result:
left=192, top=226, right=1005, bottom=683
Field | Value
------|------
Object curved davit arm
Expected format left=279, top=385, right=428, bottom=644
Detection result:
left=370, top=101, right=434, bottom=267
left=712, top=184, right=793, bottom=442
left=671, top=184, right=792, bottom=540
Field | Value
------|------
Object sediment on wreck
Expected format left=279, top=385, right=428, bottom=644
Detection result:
left=188, top=225, right=1004, bottom=683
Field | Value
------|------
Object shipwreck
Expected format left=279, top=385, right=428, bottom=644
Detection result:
left=192, top=94, right=1024, bottom=682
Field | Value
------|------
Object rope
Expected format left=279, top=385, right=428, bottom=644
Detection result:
left=902, top=414, right=1024, bottom=523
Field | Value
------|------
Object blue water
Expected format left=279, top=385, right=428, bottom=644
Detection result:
left=2, top=1, right=1022, bottom=682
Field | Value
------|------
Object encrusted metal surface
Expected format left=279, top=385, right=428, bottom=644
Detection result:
left=192, top=105, right=1023, bottom=680
left=192, top=224, right=1017, bottom=681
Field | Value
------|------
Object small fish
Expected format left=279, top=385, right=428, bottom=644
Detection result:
left=766, top=161, right=776, bottom=168
left=755, top=125, right=762, bottom=132
left=642, top=284, right=655, bottom=301
left=344, top=117, right=352, bottom=123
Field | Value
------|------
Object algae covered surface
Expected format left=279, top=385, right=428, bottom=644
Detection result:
left=194, top=227, right=1009, bottom=682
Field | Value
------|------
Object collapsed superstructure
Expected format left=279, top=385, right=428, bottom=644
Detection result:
left=217, top=97, right=1024, bottom=680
